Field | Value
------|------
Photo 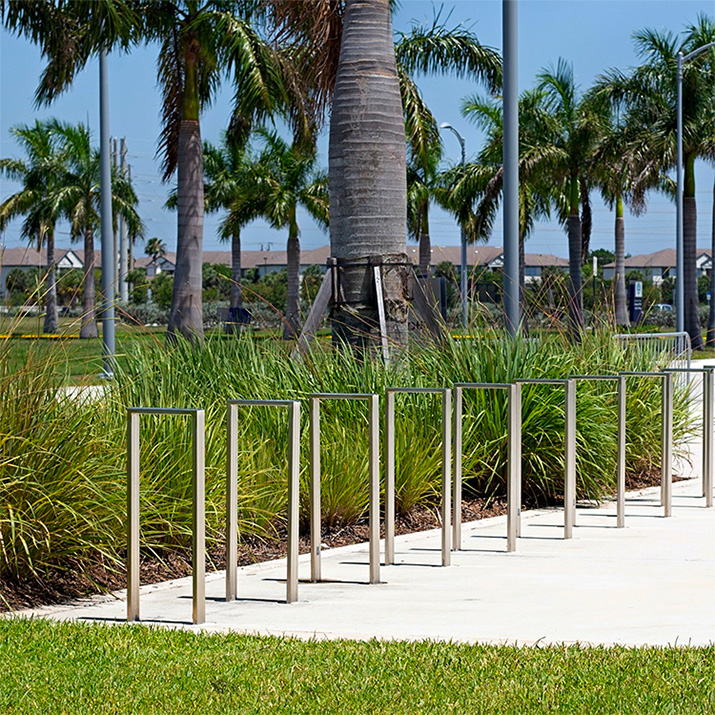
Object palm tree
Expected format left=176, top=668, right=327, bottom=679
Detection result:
left=251, top=129, right=328, bottom=339
left=269, top=1, right=502, bottom=349
left=3, top=0, right=306, bottom=342
left=50, top=120, right=142, bottom=338
left=0, top=119, right=65, bottom=333
left=202, top=135, right=264, bottom=328
left=455, top=90, right=556, bottom=324
left=596, top=16, right=715, bottom=348
left=145, top=237, right=167, bottom=266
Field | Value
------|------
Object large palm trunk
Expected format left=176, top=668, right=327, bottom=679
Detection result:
left=329, top=0, right=409, bottom=351
left=614, top=193, right=628, bottom=327
left=284, top=227, right=300, bottom=340
left=683, top=154, right=702, bottom=350
left=707, top=178, right=715, bottom=347
left=43, top=232, right=58, bottom=334
left=80, top=227, right=98, bottom=339
left=168, top=41, right=204, bottom=343
left=228, top=228, right=243, bottom=334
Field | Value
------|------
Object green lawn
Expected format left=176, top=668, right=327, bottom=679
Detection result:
left=0, top=619, right=712, bottom=714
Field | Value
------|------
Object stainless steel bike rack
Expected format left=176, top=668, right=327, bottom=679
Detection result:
left=385, top=387, right=452, bottom=566
left=620, top=372, right=674, bottom=517
left=226, top=400, right=300, bottom=604
left=310, top=393, right=380, bottom=584
left=126, top=407, right=205, bottom=624
left=570, top=375, right=626, bottom=527
left=663, top=366, right=713, bottom=508
left=452, top=383, right=521, bottom=552
left=516, top=379, right=576, bottom=539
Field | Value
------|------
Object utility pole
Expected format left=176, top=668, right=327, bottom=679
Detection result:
left=120, top=137, right=128, bottom=303
left=112, top=138, right=119, bottom=291
left=99, top=49, right=115, bottom=377
left=502, top=0, right=520, bottom=337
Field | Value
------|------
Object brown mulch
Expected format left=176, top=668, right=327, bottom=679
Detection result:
left=0, top=465, right=676, bottom=614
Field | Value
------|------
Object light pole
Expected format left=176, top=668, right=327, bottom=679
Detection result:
left=676, top=41, right=715, bottom=334
left=440, top=122, right=468, bottom=329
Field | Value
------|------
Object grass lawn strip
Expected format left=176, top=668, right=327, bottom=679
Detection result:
left=0, top=619, right=713, bottom=714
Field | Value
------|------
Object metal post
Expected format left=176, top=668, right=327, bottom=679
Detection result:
left=617, top=375, right=626, bottom=528
left=676, top=51, right=684, bottom=334
left=507, top=383, right=521, bottom=551
left=287, top=401, right=300, bottom=602
left=502, top=0, right=520, bottom=337
left=310, top=397, right=321, bottom=582
left=385, top=391, right=396, bottom=564
left=564, top=379, right=576, bottom=538
left=309, top=394, right=380, bottom=583
left=99, top=50, right=115, bottom=376
left=452, top=386, right=463, bottom=549
left=369, top=395, right=380, bottom=584
left=226, top=403, right=238, bottom=601
left=705, top=368, right=714, bottom=507
left=127, top=412, right=140, bottom=622
left=126, top=408, right=205, bottom=624
left=192, top=410, right=206, bottom=625
left=441, top=390, right=452, bottom=567
left=662, top=372, right=673, bottom=517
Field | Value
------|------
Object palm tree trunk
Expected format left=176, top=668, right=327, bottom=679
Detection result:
left=80, top=227, right=98, bottom=339
left=43, top=231, right=58, bottom=334
left=683, top=153, right=702, bottom=350
left=418, top=203, right=430, bottom=277
left=567, top=176, right=583, bottom=338
left=519, top=232, right=528, bottom=334
left=329, top=0, right=409, bottom=351
left=227, top=228, right=243, bottom=334
left=284, top=218, right=300, bottom=340
left=614, top=193, right=628, bottom=327
left=707, top=177, right=715, bottom=347
left=167, top=40, right=204, bottom=343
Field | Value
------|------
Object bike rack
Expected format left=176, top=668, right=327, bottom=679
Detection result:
left=226, top=400, right=300, bottom=604
left=309, top=393, right=380, bottom=584
left=663, top=367, right=713, bottom=508
left=620, top=372, right=674, bottom=517
left=126, top=407, right=205, bottom=624
left=453, top=383, right=521, bottom=552
left=570, top=375, right=626, bottom=527
left=515, top=379, right=576, bottom=539
left=384, top=387, right=452, bottom=567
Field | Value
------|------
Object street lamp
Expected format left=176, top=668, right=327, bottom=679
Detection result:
left=440, top=122, right=468, bottom=329
left=676, top=41, right=715, bottom=334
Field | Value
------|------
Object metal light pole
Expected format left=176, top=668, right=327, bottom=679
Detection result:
left=676, top=41, right=715, bottom=334
left=502, top=0, right=520, bottom=337
left=99, top=49, right=115, bottom=377
left=440, top=122, right=468, bottom=329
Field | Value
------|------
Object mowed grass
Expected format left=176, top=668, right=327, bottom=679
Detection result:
left=0, top=620, right=712, bottom=715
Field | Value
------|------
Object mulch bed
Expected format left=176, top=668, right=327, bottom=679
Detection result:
left=0, top=466, right=676, bottom=614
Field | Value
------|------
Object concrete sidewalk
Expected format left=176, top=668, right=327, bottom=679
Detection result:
left=22, top=476, right=715, bottom=647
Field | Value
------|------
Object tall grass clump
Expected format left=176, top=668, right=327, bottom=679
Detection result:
left=1, top=327, right=694, bottom=587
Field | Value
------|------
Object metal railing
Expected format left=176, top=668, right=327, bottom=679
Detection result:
left=384, top=387, right=452, bottom=566
left=616, top=332, right=691, bottom=375
left=620, top=372, right=674, bottom=517
left=126, top=407, right=205, bottom=624
left=516, top=379, right=577, bottom=539
left=453, top=383, right=521, bottom=551
left=226, top=400, right=300, bottom=604
left=570, top=376, right=626, bottom=527
left=310, top=393, right=381, bottom=584
left=663, top=367, right=714, bottom=508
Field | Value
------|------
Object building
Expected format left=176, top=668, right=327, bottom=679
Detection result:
left=602, top=248, right=712, bottom=284
left=0, top=246, right=84, bottom=298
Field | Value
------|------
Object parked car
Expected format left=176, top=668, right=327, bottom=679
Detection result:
left=654, top=303, right=673, bottom=312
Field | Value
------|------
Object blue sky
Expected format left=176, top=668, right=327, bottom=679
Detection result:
left=1, top=0, right=714, bottom=260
